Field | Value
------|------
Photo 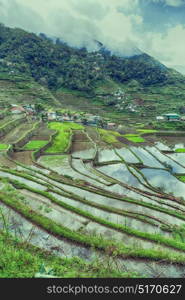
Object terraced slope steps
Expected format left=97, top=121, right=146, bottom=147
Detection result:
left=1, top=122, right=185, bottom=277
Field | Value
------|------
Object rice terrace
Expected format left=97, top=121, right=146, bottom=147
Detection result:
left=1, top=112, right=185, bottom=278
left=1, top=3, right=185, bottom=282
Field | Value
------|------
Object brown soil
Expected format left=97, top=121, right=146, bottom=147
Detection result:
left=0, top=122, right=34, bottom=144
left=85, top=127, right=99, bottom=141
left=71, top=142, right=93, bottom=152
left=30, top=123, right=55, bottom=141
left=11, top=151, right=34, bottom=165
left=0, top=153, right=16, bottom=168
left=72, top=130, right=89, bottom=142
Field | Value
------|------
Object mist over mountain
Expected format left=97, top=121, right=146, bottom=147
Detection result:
left=0, top=23, right=184, bottom=98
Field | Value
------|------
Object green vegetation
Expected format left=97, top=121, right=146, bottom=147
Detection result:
left=137, top=129, right=158, bottom=134
left=1, top=23, right=182, bottom=94
left=1, top=23, right=185, bottom=122
left=176, top=175, right=185, bottom=182
left=10, top=181, right=181, bottom=251
left=3, top=166, right=185, bottom=223
left=175, top=148, right=185, bottom=153
left=31, top=195, right=185, bottom=250
left=124, top=134, right=145, bottom=143
left=97, top=128, right=122, bottom=144
left=46, top=122, right=83, bottom=153
left=0, top=231, right=137, bottom=278
left=38, top=155, right=67, bottom=165
left=1, top=186, right=185, bottom=264
left=23, top=140, right=48, bottom=150
left=0, top=144, right=8, bottom=150
left=153, top=121, right=185, bottom=131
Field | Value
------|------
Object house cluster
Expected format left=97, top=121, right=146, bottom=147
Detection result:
left=8, top=103, right=118, bottom=130
left=156, top=113, right=183, bottom=121
left=45, top=111, right=81, bottom=123
left=125, top=103, right=138, bottom=113
left=44, top=110, right=117, bottom=129
left=10, top=104, right=36, bottom=115
left=43, top=110, right=102, bottom=125
left=97, top=88, right=127, bottom=110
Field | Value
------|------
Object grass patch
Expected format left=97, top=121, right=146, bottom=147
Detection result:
left=23, top=140, right=48, bottom=150
left=2, top=166, right=185, bottom=223
left=176, top=175, right=185, bottom=182
left=0, top=231, right=137, bottom=278
left=124, top=135, right=145, bottom=143
left=97, top=128, right=121, bottom=144
left=175, top=148, right=185, bottom=153
left=0, top=144, right=8, bottom=150
left=46, top=122, right=84, bottom=153
left=1, top=185, right=185, bottom=264
left=137, top=129, right=158, bottom=134
left=39, top=155, right=68, bottom=166
left=2, top=172, right=185, bottom=253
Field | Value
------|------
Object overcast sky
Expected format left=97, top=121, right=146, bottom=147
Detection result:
left=0, top=0, right=185, bottom=73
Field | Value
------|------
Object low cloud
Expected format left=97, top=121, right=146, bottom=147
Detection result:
left=149, top=0, right=185, bottom=7
left=0, top=0, right=142, bottom=55
left=0, top=0, right=185, bottom=73
left=139, top=24, right=185, bottom=72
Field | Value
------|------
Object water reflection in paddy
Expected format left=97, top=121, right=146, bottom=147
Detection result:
left=141, top=168, right=185, bottom=199
left=167, top=153, right=185, bottom=166
left=154, top=142, right=171, bottom=151
left=115, top=148, right=140, bottom=163
left=98, top=149, right=121, bottom=162
left=130, top=147, right=164, bottom=168
left=72, top=148, right=96, bottom=160
left=97, top=164, right=148, bottom=189
left=146, top=146, right=185, bottom=173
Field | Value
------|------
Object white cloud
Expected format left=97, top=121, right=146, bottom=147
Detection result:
left=0, top=0, right=185, bottom=73
left=0, top=0, right=142, bottom=54
left=149, top=0, right=185, bottom=7
left=139, top=24, right=185, bottom=72
left=164, top=0, right=184, bottom=6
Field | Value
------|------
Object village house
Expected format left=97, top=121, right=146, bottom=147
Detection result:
left=63, top=115, right=72, bottom=122
left=11, top=105, right=26, bottom=114
left=47, top=111, right=57, bottom=121
left=156, top=116, right=165, bottom=121
left=56, top=116, right=64, bottom=122
left=163, top=113, right=180, bottom=121
left=85, top=115, right=102, bottom=126
left=107, top=122, right=116, bottom=130
left=126, top=104, right=138, bottom=112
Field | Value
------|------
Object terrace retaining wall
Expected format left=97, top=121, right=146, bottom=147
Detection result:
left=13, top=120, right=42, bottom=149
left=0, top=117, right=26, bottom=138
left=32, top=130, right=58, bottom=161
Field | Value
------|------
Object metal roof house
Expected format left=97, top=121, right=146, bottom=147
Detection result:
left=156, top=116, right=165, bottom=121
left=163, top=113, right=180, bottom=121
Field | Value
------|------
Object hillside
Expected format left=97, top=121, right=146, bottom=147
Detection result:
left=1, top=23, right=185, bottom=121
left=1, top=119, right=185, bottom=278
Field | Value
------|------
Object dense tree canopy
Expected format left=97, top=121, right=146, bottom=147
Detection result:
left=0, top=23, right=184, bottom=93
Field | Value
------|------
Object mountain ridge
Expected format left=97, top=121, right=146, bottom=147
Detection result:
left=0, top=23, right=184, bottom=92
left=1, top=23, right=185, bottom=120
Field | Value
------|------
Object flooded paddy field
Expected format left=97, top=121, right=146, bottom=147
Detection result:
left=1, top=123, right=185, bottom=277
left=1, top=201, right=185, bottom=277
